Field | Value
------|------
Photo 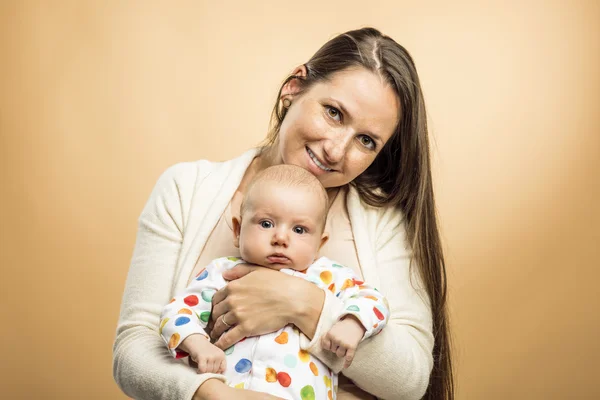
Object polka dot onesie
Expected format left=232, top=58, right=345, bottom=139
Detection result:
left=159, top=257, right=390, bottom=400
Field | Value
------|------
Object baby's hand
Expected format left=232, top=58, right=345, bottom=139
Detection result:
left=321, top=316, right=366, bottom=369
left=179, top=334, right=226, bottom=374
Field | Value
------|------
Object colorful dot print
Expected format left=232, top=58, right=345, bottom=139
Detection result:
left=178, top=308, right=192, bottom=315
left=224, top=345, right=235, bottom=355
left=365, top=295, right=379, bottom=301
left=235, top=358, right=252, bottom=373
left=200, top=311, right=210, bottom=322
left=328, top=390, right=333, bottom=400
left=234, top=382, right=245, bottom=389
left=320, top=270, right=332, bottom=285
left=227, top=257, right=240, bottom=261
left=175, top=350, right=188, bottom=359
left=159, top=318, right=169, bottom=334
left=309, top=362, right=319, bottom=376
left=266, top=368, right=277, bottom=382
left=201, top=289, right=215, bottom=302
left=328, top=283, right=336, bottom=293
left=341, top=279, right=354, bottom=291
left=195, top=269, right=208, bottom=281
left=284, top=354, right=297, bottom=368
left=373, top=306, right=385, bottom=321
left=298, top=350, right=310, bottom=363
left=346, top=305, right=360, bottom=312
left=300, top=385, right=316, bottom=400
left=174, top=316, right=190, bottom=326
left=332, top=263, right=343, bottom=268
left=168, top=333, right=180, bottom=349
left=277, top=372, right=292, bottom=387
left=323, top=375, right=331, bottom=388
left=275, top=332, right=288, bottom=344
left=183, top=295, right=199, bottom=307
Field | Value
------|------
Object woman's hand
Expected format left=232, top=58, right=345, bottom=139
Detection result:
left=209, top=264, right=325, bottom=350
left=193, top=379, right=285, bottom=400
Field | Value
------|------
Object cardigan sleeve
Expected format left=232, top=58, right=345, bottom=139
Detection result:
left=302, top=206, right=434, bottom=400
left=112, top=162, right=227, bottom=400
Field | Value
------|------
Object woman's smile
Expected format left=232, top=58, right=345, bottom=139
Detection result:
left=306, top=146, right=334, bottom=173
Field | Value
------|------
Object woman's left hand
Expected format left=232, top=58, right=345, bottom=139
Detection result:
left=209, top=264, right=324, bottom=350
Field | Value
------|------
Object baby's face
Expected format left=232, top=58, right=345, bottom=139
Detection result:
left=235, top=182, right=327, bottom=271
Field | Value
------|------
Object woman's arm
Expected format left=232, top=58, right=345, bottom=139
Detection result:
left=305, top=207, right=434, bottom=399
left=113, top=163, right=227, bottom=400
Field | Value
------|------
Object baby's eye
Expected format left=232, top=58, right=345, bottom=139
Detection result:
left=293, top=226, right=306, bottom=234
left=260, top=221, right=273, bottom=228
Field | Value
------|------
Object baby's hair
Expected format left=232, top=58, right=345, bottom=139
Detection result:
left=241, top=165, right=329, bottom=226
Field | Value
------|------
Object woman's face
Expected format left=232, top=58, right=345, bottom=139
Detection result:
left=275, top=66, right=400, bottom=188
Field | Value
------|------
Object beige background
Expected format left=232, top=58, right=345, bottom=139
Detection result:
left=1, top=1, right=598, bottom=399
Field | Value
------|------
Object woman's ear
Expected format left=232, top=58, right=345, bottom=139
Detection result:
left=281, top=64, right=308, bottom=99
left=232, top=216, right=242, bottom=248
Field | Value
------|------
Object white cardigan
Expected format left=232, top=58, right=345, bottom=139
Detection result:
left=113, top=149, right=434, bottom=400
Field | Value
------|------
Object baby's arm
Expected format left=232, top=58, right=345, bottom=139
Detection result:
left=312, top=262, right=391, bottom=368
left=160, top=257, right=239, bottom=373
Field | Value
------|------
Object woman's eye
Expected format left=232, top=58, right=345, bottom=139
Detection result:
left=326, top=106, right=342, bottom=122
left=260, top=221, right=273, bottom=228
left=293, top=226, right=306, bottom=234
left=359, top=135, right=376, bottom=150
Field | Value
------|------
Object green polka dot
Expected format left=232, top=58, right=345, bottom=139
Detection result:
left=332, top=264, right=344, bottom=268
left=201, top=289, right=215, bottom=302
left=200, top=311, right=210, bottom=322
left=284, top=354, right=297, bottom=368
left=227, top=257, right=240, bottom=261
left=347, top=305, right=360, bottom=312
left=300, top=385, right=315, bottom=400
left=224, top=345, right=235, bottom=355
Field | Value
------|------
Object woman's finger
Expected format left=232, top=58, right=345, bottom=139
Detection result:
left=211, top=312, right=238, bottom=340
left=221, top=263, right=259, bottom=281
left=344, top=348, right=355, bottom=369
left=321, top=335, right=332, bottom=352
left=214, top=325, right=245, bottom=350
left=211, top=285, right=230, bottom=309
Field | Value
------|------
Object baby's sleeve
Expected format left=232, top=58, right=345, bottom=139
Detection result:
left=306, top=261, right=390, bottom=340
left=159, top=257, right=234, bottom=358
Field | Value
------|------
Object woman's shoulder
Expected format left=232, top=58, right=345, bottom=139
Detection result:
left=346, top=185, right=406, bottom=229
left=154, top=149, right=259, bottom=194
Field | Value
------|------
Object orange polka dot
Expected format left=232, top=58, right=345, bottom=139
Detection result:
left=309, top=362, right=319, bottom=376
left=266, top=368, right=277, bottom=382
left=168, top=333, right=180, bottom=349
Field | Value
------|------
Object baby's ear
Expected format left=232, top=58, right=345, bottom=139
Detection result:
left=319, top=232, right=329, bottom=250
left=232, top=216, right=241, bottom=248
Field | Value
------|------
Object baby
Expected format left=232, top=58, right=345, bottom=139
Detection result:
left=159, top=164, right=389, bottom=400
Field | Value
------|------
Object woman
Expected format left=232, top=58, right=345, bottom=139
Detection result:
left=113, top=27, right=453, bottom=400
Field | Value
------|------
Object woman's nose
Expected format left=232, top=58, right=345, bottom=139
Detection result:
left=322, top=131, right=352, bottom=165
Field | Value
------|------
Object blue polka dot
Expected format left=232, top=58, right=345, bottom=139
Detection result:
left=175, top=316, right=190, bottom=326
left=196, top=269, right=208, bottom=281
left=234, top=358, right=252, bottom=373
left=284, top=354, right=297, bottom=368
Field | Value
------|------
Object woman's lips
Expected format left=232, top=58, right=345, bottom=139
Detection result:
left=305, top=146, right=333, bottom=175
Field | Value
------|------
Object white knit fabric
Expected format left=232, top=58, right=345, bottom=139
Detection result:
left=113, top=149, right=434, bottom=400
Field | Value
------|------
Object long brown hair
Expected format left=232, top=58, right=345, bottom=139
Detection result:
left=263, top=27, right=454, bottom=399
